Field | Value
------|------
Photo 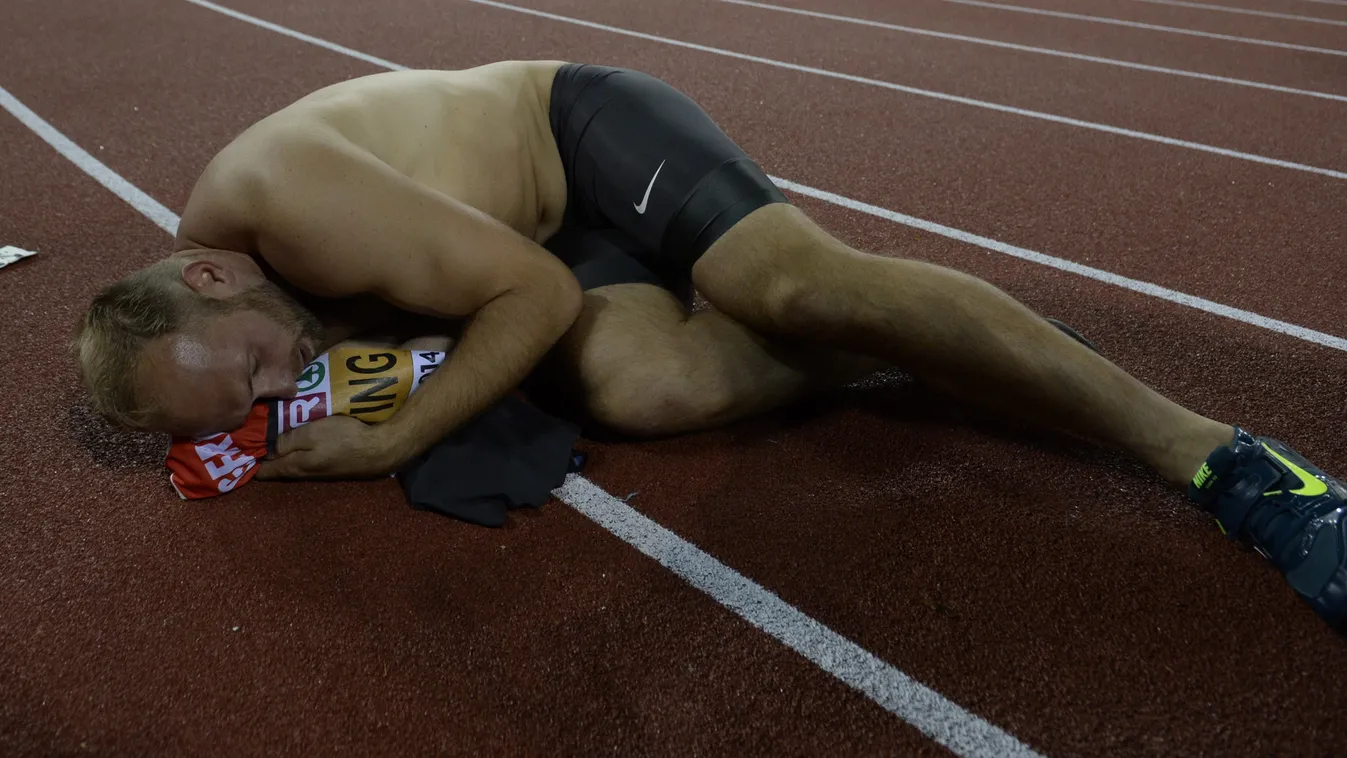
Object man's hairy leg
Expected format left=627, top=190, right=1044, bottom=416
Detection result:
left=530, top=282, right=885, bottom=438
left=691, top=204, right=1233, bottom=488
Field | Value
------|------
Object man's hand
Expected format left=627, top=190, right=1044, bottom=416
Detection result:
left=255, top=415, right=408, bottom=481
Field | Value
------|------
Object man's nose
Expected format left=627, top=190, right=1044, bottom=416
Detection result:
left=257, top=367, right=298, bottom=400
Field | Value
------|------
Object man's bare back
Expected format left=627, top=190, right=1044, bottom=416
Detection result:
left=179, top=62, right=569, bottom=256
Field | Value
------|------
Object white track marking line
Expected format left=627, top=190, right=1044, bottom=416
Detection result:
left=1119, top=0, right=1347, bottom=26
left=940, top=0, right=1347, bottom=56
left=0, top=90, right=180, bottom=235
left=1298, top=0, right=1347, bottom=6
left=557, top=477, right=1045, bottom=758
left=0, top=81, right=1047, bottom=758
left=179, top=0, right=1347, bottom=353
left=185, top=0, right=409, bottom=70
left=720, top=0, right=1347, bottom=103
left=457, top=0, right=1347, bottom=180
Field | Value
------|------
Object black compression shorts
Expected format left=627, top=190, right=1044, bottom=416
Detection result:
left=543, top=63, right=789, bottom=304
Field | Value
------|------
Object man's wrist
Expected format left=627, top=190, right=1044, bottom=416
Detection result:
left=371, top=417, right=426, bottom=471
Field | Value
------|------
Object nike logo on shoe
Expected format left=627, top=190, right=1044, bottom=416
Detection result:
left=634, top=159, right=666, bottom=215
left=1264, top=443, right=1329, bottom=497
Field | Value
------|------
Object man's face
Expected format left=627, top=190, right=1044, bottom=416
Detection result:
left=139, top=282, right=325, bottom=438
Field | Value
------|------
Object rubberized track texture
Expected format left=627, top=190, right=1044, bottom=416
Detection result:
left=2, top=0, right=1346, bottom=755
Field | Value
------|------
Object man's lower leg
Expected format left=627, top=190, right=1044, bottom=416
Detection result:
left=694, top=210, right=1233, bottom=487
left=836, top=255, right=1231, bottom=486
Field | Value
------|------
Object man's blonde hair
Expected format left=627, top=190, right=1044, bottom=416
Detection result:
left=72, top=258, right=207, bottom=430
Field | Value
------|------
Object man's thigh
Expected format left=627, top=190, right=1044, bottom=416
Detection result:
left=530, top=228, right=885, bottom=437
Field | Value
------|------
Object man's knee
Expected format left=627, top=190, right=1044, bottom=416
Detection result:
left=586, top=350, right=736, bottom=437
left=756, top=268, right=853, bottom=335
left=693, top=204, right=860, bottom=335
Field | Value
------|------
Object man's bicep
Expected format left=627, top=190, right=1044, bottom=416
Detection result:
left=255, top=142, right=567, bottom=316
left=371, top=200, right=582, bottom=323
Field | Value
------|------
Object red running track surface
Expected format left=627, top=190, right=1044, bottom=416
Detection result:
left=2, top=0, right=1346, bottom=755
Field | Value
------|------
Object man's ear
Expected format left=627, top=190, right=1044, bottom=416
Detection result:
left=179, top=252, right=257, bottom=298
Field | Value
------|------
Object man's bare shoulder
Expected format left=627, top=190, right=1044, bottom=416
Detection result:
left=174, top=117, right=354, bottom=253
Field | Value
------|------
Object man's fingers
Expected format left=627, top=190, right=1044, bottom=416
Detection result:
left=255, top=416, right=376, bottom=481
left=253, top=458, right=288, bottom=481
left=254, top=453, right=313, bottom=481
left=270, top=422, right=320, bottom=459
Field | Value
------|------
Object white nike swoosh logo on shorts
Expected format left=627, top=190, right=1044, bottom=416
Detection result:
left=634, top=159, right=666, bottom=214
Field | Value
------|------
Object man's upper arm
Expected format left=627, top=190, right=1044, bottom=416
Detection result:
left=252, top=137, right=578, bottom=320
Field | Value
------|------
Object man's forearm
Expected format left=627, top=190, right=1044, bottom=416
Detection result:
left=376, top=286, right=578, bottom=464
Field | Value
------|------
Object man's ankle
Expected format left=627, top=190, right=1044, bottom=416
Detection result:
left=1151, top=421, right=1236, bottom=490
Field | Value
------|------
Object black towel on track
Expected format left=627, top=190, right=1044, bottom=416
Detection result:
left=393, top=394, right=584, bottom=527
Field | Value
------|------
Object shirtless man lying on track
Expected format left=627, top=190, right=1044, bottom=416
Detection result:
left=71, top=60, right=1345, bottom=630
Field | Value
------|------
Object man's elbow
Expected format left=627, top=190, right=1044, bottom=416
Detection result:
left=519, top=261, right=584, bottom=340
left=553, top=270, right=584, bottom=330
left=545, top=260, right=584, bottom=329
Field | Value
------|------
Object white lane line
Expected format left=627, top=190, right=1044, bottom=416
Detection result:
left=180, top=0, right=1347, bottom=353
left=457, top=0, right=1347, bottom=181
left=941, top=0, right=1347, bottom=56
left=719, top=0, right=1347, bottom=104
left=558, top=477, right=1044, bottom=758
left=0, top=81, right=1046, bottom=758
left=770, top=178, right=1347, bottom=352
left=187, top=0, right=1347, bottom=180
left=185, top=0, right=409, bottom=70
left=1298, top=0, right=1347, bottom=6
left=1119, top=0, right=1347, bottom=26
left=0, top=89, right=180, bottom=235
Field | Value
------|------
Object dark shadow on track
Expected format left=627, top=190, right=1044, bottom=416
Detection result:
left=60, top=391, right=166, bottom=472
